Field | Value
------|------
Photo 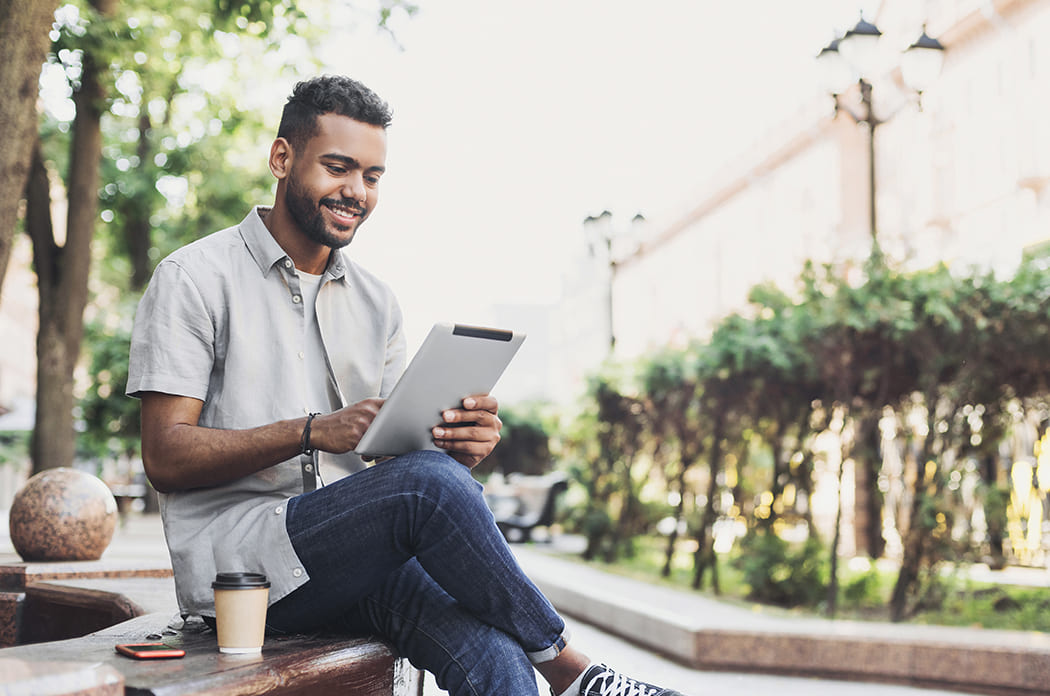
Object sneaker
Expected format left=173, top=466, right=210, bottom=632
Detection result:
left=578, top=664, right=686, bottom=696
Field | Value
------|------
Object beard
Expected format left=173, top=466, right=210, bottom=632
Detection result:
left=285, top=175, right=362, bottom=250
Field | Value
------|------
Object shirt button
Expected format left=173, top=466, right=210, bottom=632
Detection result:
left=292, top=568, right=304, bottom=578
left=284, top=259, right=292, bottom=269
left=274, top=506, right=283, bottom=514
left=292, top=295, right=302, bottom=304
left=304, top=463, right=313, bottom=473
left=297, top=351, right=304, bottom=360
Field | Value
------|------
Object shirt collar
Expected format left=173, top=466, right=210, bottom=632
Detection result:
left=239, top=206, right=349, bottom=281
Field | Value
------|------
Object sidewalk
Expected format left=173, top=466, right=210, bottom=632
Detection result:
left=4, top=513, right=1050, bottom=695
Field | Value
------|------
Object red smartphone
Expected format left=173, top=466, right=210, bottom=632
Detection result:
left=115, top=642, right=186, bottom=659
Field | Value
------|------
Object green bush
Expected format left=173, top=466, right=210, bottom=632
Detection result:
left=843, top=567, right=883, bottom=607
left=733, top=528, right=827, bottom=607
left=922, top=586, right=1050, bottom=632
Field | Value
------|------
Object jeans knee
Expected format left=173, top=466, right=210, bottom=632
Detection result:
left=392, top=451, right=481, bottom=499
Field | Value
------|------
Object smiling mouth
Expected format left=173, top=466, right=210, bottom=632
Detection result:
left=322, top=199, right=365, bottom=226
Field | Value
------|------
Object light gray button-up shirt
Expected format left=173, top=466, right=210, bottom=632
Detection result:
left=127, top=206, right=406, bottom=617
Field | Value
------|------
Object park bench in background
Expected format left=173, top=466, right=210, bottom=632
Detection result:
left=485, top=471, right=568, bottom=543
left=105, top=481, right=149, bottom=520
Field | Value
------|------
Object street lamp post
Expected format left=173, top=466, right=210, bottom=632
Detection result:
left=583, top=210, right=617, bottom=353
left=583, top=210, right=646, bottom=355
left=816, top=15, right=945, bottom=253
left=816, top=13, right=946, bottom=573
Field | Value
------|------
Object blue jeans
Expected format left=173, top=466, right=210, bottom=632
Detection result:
left=265, top=450, right=567, bottom=696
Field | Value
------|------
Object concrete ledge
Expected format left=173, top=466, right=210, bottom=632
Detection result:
left=528, top=559, right=1050, bottom=696
left=21, top=582, right=147, bottom=644
left=689, top=630, right=1050, bottom=696
left=0, top=558, right=172, bottom=591
left=0, top=556, right=176, bottom=647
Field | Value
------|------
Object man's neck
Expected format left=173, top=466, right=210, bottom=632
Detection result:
left=261, top=205, right=331, bottom=275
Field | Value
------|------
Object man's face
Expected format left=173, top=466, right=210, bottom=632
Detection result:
left=284, top=113, right=387, bottom=249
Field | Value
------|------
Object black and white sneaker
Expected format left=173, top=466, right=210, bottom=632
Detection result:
left=578, top=664, right=686, bottom=696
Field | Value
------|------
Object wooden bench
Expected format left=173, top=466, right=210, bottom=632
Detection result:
left=486, top=472, right=568, bottom=543
left=0, top=611, right=420, bottom=695
left=0, top=578, right=422, bottom=695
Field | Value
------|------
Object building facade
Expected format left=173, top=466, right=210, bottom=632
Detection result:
left=604, top=0, right=1050, bottom=360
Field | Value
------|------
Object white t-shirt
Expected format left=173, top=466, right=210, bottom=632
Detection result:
left=299, top=270, right=342, bottom=485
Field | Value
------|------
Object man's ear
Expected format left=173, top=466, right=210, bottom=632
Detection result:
left=268, top=137, right=293, bottom=179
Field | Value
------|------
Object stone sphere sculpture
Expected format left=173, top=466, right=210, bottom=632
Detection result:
left=9, top=468, right=118, bottom=562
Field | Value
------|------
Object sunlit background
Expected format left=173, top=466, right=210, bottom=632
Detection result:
left=47, top=0, right=879, bottom=361
left=334, top=0, right=885, bottom=352
left=276, top=0, right=1049, bottom=413
left=3, top=0, right=1050, bottom=566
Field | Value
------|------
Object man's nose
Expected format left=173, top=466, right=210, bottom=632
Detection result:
left=342, top=173, right=366, bottom=202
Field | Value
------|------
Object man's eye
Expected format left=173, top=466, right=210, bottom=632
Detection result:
left=327, top=165, right=347, bottom=175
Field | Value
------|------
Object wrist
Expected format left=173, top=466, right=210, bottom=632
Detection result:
left=300, top=413, right=320, bottom=455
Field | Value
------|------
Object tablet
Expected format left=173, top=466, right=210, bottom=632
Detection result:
left=354, top=323, right=526, bottom=458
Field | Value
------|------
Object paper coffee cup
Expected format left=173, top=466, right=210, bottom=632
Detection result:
left=212, top=572, right=270, bottom=654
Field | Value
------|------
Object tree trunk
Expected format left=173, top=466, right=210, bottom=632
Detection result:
left=663, top=418, right=701, bottom=578
left=662, top=465, right=686, bottom=578
left=980, top=454, right=1006, bottom=566
left=889, top=398, right=938, bottom=621
left=889, top=493, right=926, bottom=621
left=26, top=143, right=77, bottom=471
left=608, top=452, right=641, bottom=562
left=826, top=425, right=849, bottom=618
left=124, top=113, right=153, bottom=291
left=853, top=411, right=886, bottom=558
left=28, top=0, right=115, bottom=473
left=693, top=409, right=724, bottom=591
left=0, top=0, right=60, bottom=300
left=765, top=416, right=786, bottom=527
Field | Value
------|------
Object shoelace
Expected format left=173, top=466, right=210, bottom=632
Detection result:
left=583, top=666, right=660, bottom=696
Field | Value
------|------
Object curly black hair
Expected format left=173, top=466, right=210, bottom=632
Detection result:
left=277, top=75, right=393, bottom=152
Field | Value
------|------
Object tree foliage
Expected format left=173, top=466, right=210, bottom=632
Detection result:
left=566, top=255, right=1050, bottom=618
left=476, top=402, right=554, bottom=478
left=6, top=0, right=416, bottom=474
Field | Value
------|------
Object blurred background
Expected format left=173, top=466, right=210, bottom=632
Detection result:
left=2, top=0, right=1050, bottom=625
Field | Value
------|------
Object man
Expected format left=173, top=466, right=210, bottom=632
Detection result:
left=128, top=75, right=687, bottom=696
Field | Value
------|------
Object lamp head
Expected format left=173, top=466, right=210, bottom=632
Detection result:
left=816, top=36, right=855, bottom=95
left=839, top=15, right=883, bottom=78
left=901, top=26, right=945, bottom=93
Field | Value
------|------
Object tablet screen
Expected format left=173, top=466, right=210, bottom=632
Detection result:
left=354, top=323, right=525, bottom=458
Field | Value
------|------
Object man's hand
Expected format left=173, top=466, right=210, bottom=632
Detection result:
left=309, top=398, right=385, bottom=454
left=432, top=394, right=502, bottom=469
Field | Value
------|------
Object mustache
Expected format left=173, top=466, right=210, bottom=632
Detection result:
left=321, top=197, right=366, bottom=215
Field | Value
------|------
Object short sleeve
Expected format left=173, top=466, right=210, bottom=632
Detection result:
left=126, top=259, right=216, bottom=401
